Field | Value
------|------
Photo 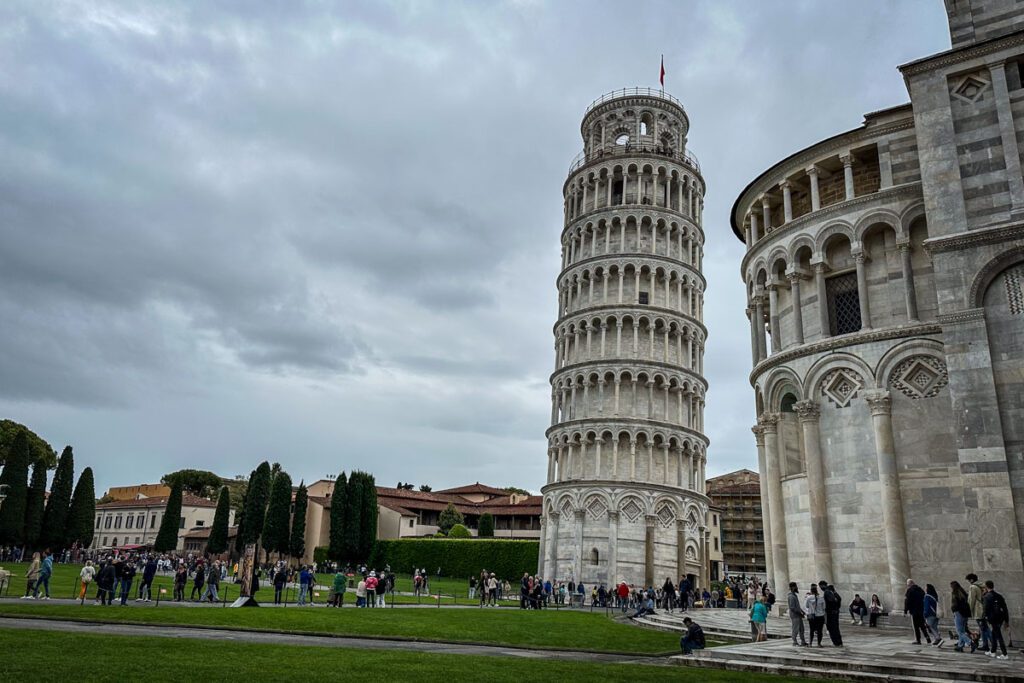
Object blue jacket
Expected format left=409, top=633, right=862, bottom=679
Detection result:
left=751, top=601, right=769, bottom=623
left=40, top=556, right=53, bottom=578
left=923, top=594, right=937, bottom=618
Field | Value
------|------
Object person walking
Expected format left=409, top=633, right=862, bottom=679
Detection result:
left=273, top=565, right=287, bottom=605
left=78, top=561, right=96, bottom=601
left=751, top=595, right=769, bottom=642
left=982, top=580, right=1010, bottom=660
left=820, top=581, right=843, bottom=646
left=33, top=550, right=53, bottom=599
left=680, top=617, right=706, bottom=656
left=22, top=552, right=40, bottom=599
left=173, top=564, right=187, bottom=602
left=788, top=582, right=809, bottom=647
left=950, top=581, right=974, bottom=652
left=118, top=560, right=136, bottom=606
left=923, top=584, right=943, bottom=647
left=904, top=579, right=931, bottom=645
left=805, top=584, right=826, bottom=647
left=190, top=561, right=205, bottom=601
left=139, top=556, right=157, bottom=602
left=297, top=566, right=311, bottom=606
left=203, top=561, right=220, bottom=603
left=967, top=573, right=992, bottom=653
left=868, top=594, right=884, bottom=627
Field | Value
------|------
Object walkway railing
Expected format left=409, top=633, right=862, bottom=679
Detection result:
left=585, top=87, right=685, bottom=115
left=568, top=143, right=701, bottom=175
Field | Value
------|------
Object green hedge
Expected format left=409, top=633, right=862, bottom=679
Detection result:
left=369, top=538, right=538, bottom=579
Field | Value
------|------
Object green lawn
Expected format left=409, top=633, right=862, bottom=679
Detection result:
left=0, top=602, right=701, bottom=654
left=0, top=629, right=810, bottom=682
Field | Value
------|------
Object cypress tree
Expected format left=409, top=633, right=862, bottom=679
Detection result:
left=358, top=471, right=378, bottom=561
left=328, top=472, right=347, bottom=562
left=66, top=467, right=96, bottom=549
left=289, top=481, right=308, bottom=560
left=343, top=471, right=363, bottom=562
left=240, top=461, right=272, bottom=546
left=438, top=502, right=463, bottom=535
left=154, top=481, right=183, bottom=552
left=478, top=512, right=494, bottom=538
left=23, top=459, right=47, bottom=550
left=41, top=446, right=74, bottom=549
left=206, top=486, right=231, bottom=556
left=0, top=432, right=30, bottom=546
left=262, top=470, right=292, bottom=559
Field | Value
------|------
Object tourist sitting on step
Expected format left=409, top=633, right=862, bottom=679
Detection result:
left=630, top=593, right=656, bottom=620
left=680, top=617, right=706, bottom=656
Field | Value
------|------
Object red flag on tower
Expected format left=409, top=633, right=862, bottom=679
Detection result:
left=660, top=55, right=665, bottom=88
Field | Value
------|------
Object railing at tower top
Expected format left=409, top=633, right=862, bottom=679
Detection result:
left=568, top=143, right=701, bottom=176
left=585, top=87, right=686, bottom=115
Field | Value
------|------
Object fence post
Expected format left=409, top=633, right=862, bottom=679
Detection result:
left=223, top=584, right=229, bottom=607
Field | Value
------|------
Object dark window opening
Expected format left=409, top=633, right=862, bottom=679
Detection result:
left=639, top=291, right=649, bottom=305
left=827, top=272, right=862, bottom=335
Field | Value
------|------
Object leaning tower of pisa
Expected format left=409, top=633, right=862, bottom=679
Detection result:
left=539, top=88, right=710, bottom=590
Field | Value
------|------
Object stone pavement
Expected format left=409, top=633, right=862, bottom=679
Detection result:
left=638, top=608, right=1023, bottom=682
left=0, top=616, right=665, bottom=665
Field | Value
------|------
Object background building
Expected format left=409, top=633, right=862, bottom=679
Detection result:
left=539, top=87, right=711, bottom=588
left=707, top=469, right=765, bottom=579
left=731, top=0, right=1024, bottom=611
left=92, top=494, right=231, bottom=552
left=103, top=483, right=170, bottom=501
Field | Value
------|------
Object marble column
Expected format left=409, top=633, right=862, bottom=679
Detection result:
left=754, top=294, right=768, bottom=361
left=761, top=413, right=789, bottom=592
left=750, top=211, right=760, bottom=243
left=768, top=283, right=781, bottom=353
left=806, top=165, right=821, bottom=212
left=644, top=515, right=656, bottom=587
left=546, top=511, right=560, bottom=580
left=898, top=243, right=919, bottom=323
left=841, top=153, right=855, bottom=200
left=780, top=180, right=793, bottom=223
left=677, top=518, right=688, bottom=581
left=573, top=509, right=585, bottom=582
left=699, top=526, right=709, bottom=589
left=814, top=262, right=830, bottom=338
left=787, top=272, right=805, bottom=345
left=608, top=511, right=620, bottom=585
left=753, top=425, right=775, bottom=587
left=794, top=400, right=833, bottom=582
left=537, top=516, right=547, bottom=576
left=855, top=252, right=871, bottom=330
left=747, top=307, right=759, bottom=366
left=864, top=390, right=911, bottom=609
left=761, top=195, right=771, bottom=233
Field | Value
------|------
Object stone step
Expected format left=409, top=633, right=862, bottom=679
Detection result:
left=633, top=614, right=786, bottom=640
left=694, top=647, right=1024, bottom=683
left=672, top=654, right=968, bottom=683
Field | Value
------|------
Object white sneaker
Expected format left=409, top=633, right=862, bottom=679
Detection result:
left=996, top=654, right=1008, bottom=660
left=986, top=651, right=996, bottom=657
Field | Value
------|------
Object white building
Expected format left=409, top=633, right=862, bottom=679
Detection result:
left=92, top=494, right=230, bottom=552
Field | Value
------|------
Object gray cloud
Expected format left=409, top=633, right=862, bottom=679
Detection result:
left=0, top=0, right=951, bottom=493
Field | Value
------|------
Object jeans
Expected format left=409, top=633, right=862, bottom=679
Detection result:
left=274, top=586, right=283, bottom=604
left=925, top=615, right=940, bottom=641
left=298, top=584, right=308, bottom=605
left=469, top=587, right=475, bottom=599
left=33, top=575, right=50, bottom=598
left=976, top=618, right=992, bottom=651
left=119, top=579, right=133, bottom=605
left=376, top=592, right=385, bottom=607
left=954, top=612, right=971, bottom=649
left=990, top=622, right=1007, bottom=656
left=680, top=636, right=704, bottom=655
left=140, top=579, right=153, bottom=600
left=849, top=605, right=867, bottom=621
left=174, top=584, right=184, bottom=602
left=204, top=583, right=219, bottom=602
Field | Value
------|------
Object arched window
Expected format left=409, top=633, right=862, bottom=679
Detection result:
left=590, top=548, right=600, bottom=565
left=780, top=392, right=798, bottom=413
left=615, top=134, right=629, bottom=146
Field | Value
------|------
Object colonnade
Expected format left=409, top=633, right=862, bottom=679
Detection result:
left=560, top=267, right=703, bottom=319
left=550, top=374, right=705, bottom=429
left=562, top=218, right=703, bottom=270
left=546, top=437, right=706, bottom=491
left=554, top=319, right=704, bottom=374
left=565, top=166, right=703, bottom=226
left=754, top=392, right=910, bottom=606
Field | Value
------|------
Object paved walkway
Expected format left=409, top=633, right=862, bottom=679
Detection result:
left=0, top=616, right=665, bottom=665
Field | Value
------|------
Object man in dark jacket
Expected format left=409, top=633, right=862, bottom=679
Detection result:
left=819, top=580, right=843, bottom=646
left=680, top=617, right=706, bottom=655
left=982, top=580, right=1010, bottom=659
left=97, top=561, right=117, bottom=606
left=904, top=579, right=931, bottom=644
left=119, top=561, right=136, bottom=606
left=139, top=557, right=157, bottom=602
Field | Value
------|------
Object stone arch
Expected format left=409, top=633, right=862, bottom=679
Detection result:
left=815, top=220, right=856, bottom=255
left=899, top=201, right=927, bottom=237
left=853, top=209, right=902, bottom=244
left=875, top=338, right=945, bottom=389
left=583, top=492, right=610, bottom=520
left=616, top=494, right=647, bottom=523
left=969, top=246, right=1024, bottom=309
left=762, top=366, right=804, bottom=410
left=788, top=235, right=817, bottom=266
left=805, top=352, right=874, bottom=408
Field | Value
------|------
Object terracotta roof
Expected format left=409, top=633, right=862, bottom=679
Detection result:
left=97, top=494, right=216, bottom=510
left=434, top=483, right=511, bottom=496
left=182, top=526, right=239, bottom=539
left=307, top=495, right=332, bottom=507
left=378, top=500, right=416, bottom=516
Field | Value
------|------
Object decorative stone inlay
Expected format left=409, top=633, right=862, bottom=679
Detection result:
left=656, top=503, right=676, bottom=528
left=621, top=498, right=644, bottom=522
left=1005, top=266, right=1024, bottom=315
left=890, top=356, right=949, bottom=399
left=560, top=500, right=575, bottom=517
left=821, top=368, right=864, bottom=408
left=586, top=497, right=608, bottom=520
left=951, top=72, right=990, bottom=103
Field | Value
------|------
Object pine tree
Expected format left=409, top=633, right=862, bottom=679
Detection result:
left=154, top=481, right=183, bottom=552
left=41, top=445, right=74, bottom=549
left=342, top=471, right=363, bottom=562
left=240, top=461, right=272, bottom=546
left=262, top=470, right=292, bottom=560
left=358, top=471, right=378, bottom=561
left=290, top=481, right=308, bottom=560
left=206, top=486, right=231, bottom=556
left=478, top=512, right=494, bottom=538
left=23, top=459, right=47, bottom=550
left=0, top=431, right=30, bottom=546
left=328, top=472, right=347, bottom=561
left=66, top=467, right=96, bottom=548
left=438, top=502, right=464, bottom=536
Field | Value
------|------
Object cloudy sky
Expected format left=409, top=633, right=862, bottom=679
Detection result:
left=0, top=1, right=951, bottom=495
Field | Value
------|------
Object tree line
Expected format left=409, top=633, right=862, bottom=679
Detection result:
left=0, top=428, right=96, bottom=552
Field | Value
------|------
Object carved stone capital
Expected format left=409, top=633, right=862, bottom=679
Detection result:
left=864, top=390, right=892, bottom=416
left=786, top=272, right=804, bottom=285
left=840, top=152, right=855, bottom=167
left=645, top=514, right=658, bottom=528
left=574, top=509, right=586, bottom=521
left=751, top=425, right=766, bottom=447
left=793, top=400, right=821, bottom=423
left=607, top=510, right=619, bottom=522
left=758, top=412, right=780, bottom=434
